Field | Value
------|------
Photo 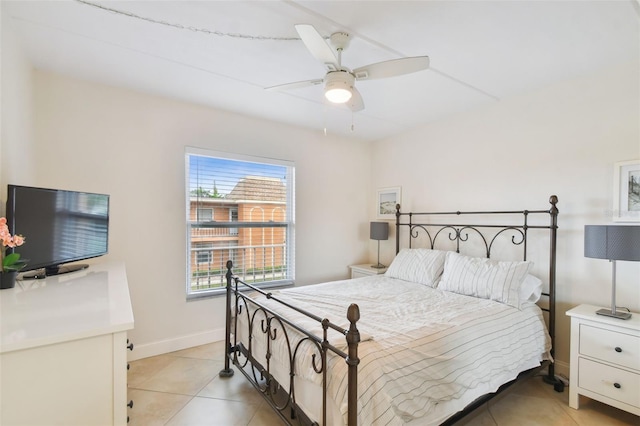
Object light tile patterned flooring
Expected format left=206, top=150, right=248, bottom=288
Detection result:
left=128, top=341, right=639, bottom=425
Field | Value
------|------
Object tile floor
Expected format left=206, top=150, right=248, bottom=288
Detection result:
left=127, top=341, right=639, bottom=425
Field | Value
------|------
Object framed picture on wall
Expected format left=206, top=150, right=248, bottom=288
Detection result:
left=613, top=159, right=640, bottom=222
left=376, top=186, right=401, bottom=219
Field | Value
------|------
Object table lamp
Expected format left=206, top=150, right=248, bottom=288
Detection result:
left=584, top=224, right=640, bottom=319
left=370, top=222, right=389, bottom=269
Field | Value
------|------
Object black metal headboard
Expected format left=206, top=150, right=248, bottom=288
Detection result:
left=395, top=195, right=559, bottom=383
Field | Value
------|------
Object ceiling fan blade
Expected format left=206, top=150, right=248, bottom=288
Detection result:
left=353, top=56, right=429, bottom=80
left=347, top=87, right=364, bottom=112
left=295, top=24, right=338, bottom=71
left=265, top=79, right=323, bottom=91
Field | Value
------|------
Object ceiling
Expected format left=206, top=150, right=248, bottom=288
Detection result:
left=3, top=0, right=639, bottom=142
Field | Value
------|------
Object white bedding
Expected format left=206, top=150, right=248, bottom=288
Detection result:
left=234, top=275, right=551, bottom=425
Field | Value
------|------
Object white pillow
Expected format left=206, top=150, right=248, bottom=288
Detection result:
left=519, top=274, right=543, bottom=303
left=384, top=248, right=447, bottom=287
left=438, top=251, right=532, bottom=308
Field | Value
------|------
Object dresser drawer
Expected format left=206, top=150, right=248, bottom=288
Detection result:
left=578, top=358, right=640, bottom=408
left=351, top=270, right=368, bottom=278
left=580, top=324, right=640, bottom=371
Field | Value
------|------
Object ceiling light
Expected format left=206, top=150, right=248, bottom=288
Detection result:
left=324, top=71, right=354, bottom=104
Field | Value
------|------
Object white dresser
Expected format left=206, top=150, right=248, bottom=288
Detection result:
left=0, top=262, right=135, bottom=425
left=566, top=304, right=640, bottom=416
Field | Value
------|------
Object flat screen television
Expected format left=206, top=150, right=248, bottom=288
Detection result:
left=6, top=185, right=109, bottom=279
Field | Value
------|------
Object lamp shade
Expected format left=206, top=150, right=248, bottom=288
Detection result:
left=584, top=225, right=640, bottom=261
left=370, top=222, right=389, bottom=241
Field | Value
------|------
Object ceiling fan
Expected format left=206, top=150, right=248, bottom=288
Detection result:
left=266, top=24, right=430, bottom=112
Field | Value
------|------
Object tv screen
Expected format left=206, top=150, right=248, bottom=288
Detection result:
left=6, top=185, right=109, bottom=278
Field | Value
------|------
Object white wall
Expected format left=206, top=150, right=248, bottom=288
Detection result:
left=370, top=61, right=640, bottom=373
left=0, top=9, right=37, bottom=204
left=25, top=71, right=371, bottom=359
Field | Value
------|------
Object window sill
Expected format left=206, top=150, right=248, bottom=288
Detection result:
left=186, top=280, right=295, bottom=301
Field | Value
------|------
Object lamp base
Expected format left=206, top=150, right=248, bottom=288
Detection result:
left=371, top=263, right=386, bottom=269
left=596, top=308, right=632, bottom=320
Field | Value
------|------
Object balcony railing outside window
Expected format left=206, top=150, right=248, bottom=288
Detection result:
left=187, top=221, right=291, bottom=296
left=190, top=242, right=287, bottom=291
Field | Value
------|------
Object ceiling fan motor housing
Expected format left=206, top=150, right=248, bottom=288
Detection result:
left=329, top=32, right=350, bottom=51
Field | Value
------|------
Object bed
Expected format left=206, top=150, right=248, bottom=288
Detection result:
left=219, top=195, right=561, bottom=425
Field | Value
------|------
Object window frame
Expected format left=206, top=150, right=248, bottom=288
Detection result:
left=185, top=147, right=295, bottom=299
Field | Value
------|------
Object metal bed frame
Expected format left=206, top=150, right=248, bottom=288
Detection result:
left=219, top=195, right=561, bottom=425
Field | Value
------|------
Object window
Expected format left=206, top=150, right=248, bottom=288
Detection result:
left=197, top=208, right=213, bottom=222
left=185, top=148, right=295, bottom=297
left=229, top=208, right=238, bottom=236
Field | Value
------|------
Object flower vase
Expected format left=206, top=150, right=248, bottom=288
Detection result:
left=1, top=271, right=17, bottom=289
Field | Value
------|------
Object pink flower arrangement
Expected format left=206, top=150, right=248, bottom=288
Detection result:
left=0, top=217, right=27, bottom=273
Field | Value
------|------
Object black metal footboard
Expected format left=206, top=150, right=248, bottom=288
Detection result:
left=219, top=260, right=361, bottom=426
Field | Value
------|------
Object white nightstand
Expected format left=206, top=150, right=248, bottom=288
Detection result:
left=349, top=263, right=388, bottom=279
left=566, top=304, right=640, bottom=416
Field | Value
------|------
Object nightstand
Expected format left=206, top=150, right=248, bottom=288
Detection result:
left=349, top=264, right=387, bottom=279
left=566, top=304, right=640, bottom=416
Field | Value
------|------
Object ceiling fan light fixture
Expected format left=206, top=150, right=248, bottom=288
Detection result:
left=325, top=87, right=352, bottom=103
left=324, top=71, right=354, bottom=104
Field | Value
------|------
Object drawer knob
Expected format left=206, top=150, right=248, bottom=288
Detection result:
left=127, top=400, right=134, bottom=408
left=614, top=346, right=622, bottom=353
left=614, top=382, right=621, bottom=389
left=127, top=342, right=134, bottom=351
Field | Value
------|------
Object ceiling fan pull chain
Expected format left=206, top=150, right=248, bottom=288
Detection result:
left=324, top=106, right=328, bottom=136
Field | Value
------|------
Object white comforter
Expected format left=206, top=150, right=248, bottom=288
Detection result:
left=234, top=275, right=551, bottom=425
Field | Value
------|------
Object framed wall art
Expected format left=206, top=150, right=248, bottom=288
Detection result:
left=376, top=186, right=401, bottom=220
left=613, top=159, right=640, bottom=222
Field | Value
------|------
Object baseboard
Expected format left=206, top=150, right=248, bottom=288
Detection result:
left=542, top=359, right=569, bottom=386
left=554, top=359, right=570, bottom=381
left=128, top=328, right=226, bottom=361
